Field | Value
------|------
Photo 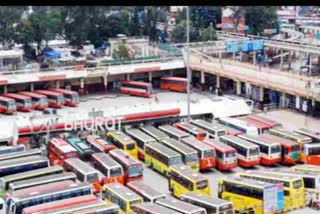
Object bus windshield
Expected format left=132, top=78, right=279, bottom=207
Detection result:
left=249, top=147, right=259, bottom=156
left=110, top=167, right=122, bottom=177
left=57, top=95, right=64, bottom=103
left=197, top=180, right=208, bottom=190
left=72, top=94, right=80, bottom=102
left=128, top=165, right=143, bottom=177
left=130, top=199, right=142, bottom=207
left=293, top=180, right=303, bottom=189
left=292, top=145, right=300, bottom=152
left=126, top=143, right=135, bottom=150
left=225, top=152, right=235, bottom=158
left=169, top=157, right=183, bottom=166
left=40, top=98, right=48, bottom=106
left=308, top=147, right=320, bottom=155
left=271, top=145, right=281, bottom=154
left=186, top=154, right=199, bottom=163
left=203, top=149, right=215, bottom=158
left=87, top=173, right=99, bottom=182
left=24, top=99, right=32, bottom=107
left=6, top=100, right=15, bottom=109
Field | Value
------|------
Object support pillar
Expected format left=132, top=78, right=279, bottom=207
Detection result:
left=236, top=80, right=241, bottom=96
left=148, top=72, right=152, bottom=83
left=103, top=74, right=108, bottom=91
left=126, top=73, right=130, bottom=81
left=259, top=87, right=264, bottom=102
left=215, top=75, right=220, bottom=95
left=30, top=83, right=34, bottom=92
left=56, top=80, right=60, bottom=89
left=288, top=51, right=292, bottom=70
left=0, top=59, right=3, bottom=67
left=253, top=51, right=256, bottom=65
left=239, top=51, right=243, bottom=62
left=309, top=54, right=312, bottom=76
left=280, top=49, right=284, bottom=69
left=80, top=79, right=84, bottom=89
left=318, top=56, right=320, bottom=65
left=200, top=71, right=205, bottom=84
left=219, top=51, right=222, bottom=64
left=4, top=85, right=7, bottom=93
left=280, top=92, right=287, bottom=108
left=232, top=52, right=236, bottom=60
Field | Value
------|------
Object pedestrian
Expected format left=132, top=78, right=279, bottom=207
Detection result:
left=155, top=95, right=159, bottom=103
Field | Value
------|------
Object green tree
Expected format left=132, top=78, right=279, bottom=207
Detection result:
left=170, top=20, right=199, bottom=43
left=128, top=8, right=141, bottom=36
left=113, top=44, right=130, bottom=59
left=143, top=7, right=168, bottom=42
left=198, top=26, right=217, bottom=41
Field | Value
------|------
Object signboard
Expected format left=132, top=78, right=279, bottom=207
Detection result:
left=226, top=40, right=264, bottom=53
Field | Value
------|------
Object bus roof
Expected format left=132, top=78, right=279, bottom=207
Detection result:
left=48, top=88, right=78, bottom=95
left=216, top=123, right=243, bottom=135
left=220, top=176, right=276, bottom=188
left=127, top=181, right=166, bottom=201
left=0, top=156, right=47, bottom=170
left=125, top=128, right=157, bottom=144
left=109, top=149, right=141, bottom=165
left=181, top=192, right=232, bottom=207
left=203, top=139, right=237, bottom=153
left=104, top=183, right=143, bottom=201
left=160, top=76, right=188, bottom=82
left=270, top=128, right=312, bottom=141
left=91, top=153, right=122, bottom=169
left=304, top=143, right=320, bottom=148
left=0, top=95, right=15, bottom=102
left=291, top=164, right=320, bottom=171
left=158, top=125, right=190, bottom=139
left=0, top=148, right=42, bottom=161
left=238, top=134, right=280, bottom=147
left=108, top=131, right=136, bottom=145
left=239, top=170, right=302, bottom=181
left=64, top=158, right=99, bottom=174
left=247, top=115, right=281, bottom=127
left=121, top=81, right=151, bottom=87
left=268, top=169, right=320, bottom=178
left=170, top=165, right=208, bottom=183
left=34, top=90, right=63, bottom=96
left=259, top=134, right=298, bottom=147
left=3, top=93, right=31, bottom=100
left=294, top=128, right=320, bottom=141
left=181, top=136, right=215, bottom=152
left=146, top=142, right=182, bottom=158
left=160, top=138, right=198, bottom=155
left=220, top=135, right=260, bottom=149
left=132, top=202, right=177, bottom=214
left=18, top=91, right=47, bottom=99
left=140, top=125, right=169, bottom=141
left=175, top=122, right=206, bottom=135
left=190, top=119, right=226, bottom=132
left=50, top=138, right=78, bottom=153
left=239, top=117, right=270, bottom=129
left=156, top=197, right=206, bottom=213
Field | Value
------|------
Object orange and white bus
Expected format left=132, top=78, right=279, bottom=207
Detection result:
left=120, top=81, right=152, bottom=98
left=0, top=96, right=16, bottom=114
left=190, top=119, right=226, bottom=139
left=48, top=138, right=80, bottom=166
left=18, top=91, right=48, bottom=110
left=85, top=135, right=115, bottom=153
left=301, top=143, right=320, bottom=165
left=246, top=114, right=281, bottom=128
left=2, top=93, right=32, bottom=112
left=160, top=76, right=187, bottom=93
left=34, top=90, right=64, bottom=108
left=174, top=122, right=207, bottom=141
left=48, top=88, right=79, bottom=107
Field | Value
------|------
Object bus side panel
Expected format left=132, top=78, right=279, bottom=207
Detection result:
left=170, top=179, right=189, bottom=199
left=160, top=83, right=186, bottom=93
left=144, top=154, right=169, bottom=176
left=221, top=192, right=263, bottom=214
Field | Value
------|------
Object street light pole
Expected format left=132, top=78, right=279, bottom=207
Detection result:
left=186, top=6, right=191, bottom=121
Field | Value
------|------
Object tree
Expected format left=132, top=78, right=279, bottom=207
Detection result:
left=170, top=20, right=199, bottom=43
left=198, top=26, right=217, bottom=41
left=113, top=44, right=130, bottom=59
left=142, top=7, right=168, bottom=42
left=128, top=8, right=141, bottom=36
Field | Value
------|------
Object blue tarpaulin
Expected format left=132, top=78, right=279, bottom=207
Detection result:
left=44, top=51, right=61, bottom=59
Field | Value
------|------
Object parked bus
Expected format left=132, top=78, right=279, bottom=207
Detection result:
left=294, top=128, right=320, bottom=143
left=218, top=177, right=283, bottom=214
left=5, top=180, right=92, bottom=214
left=140, top=125, right=169, bottom=141
left=64, top=158, right=102, bottom=193
left=238, top=134, right=281, bottom=166
left=91, top=153, right=124, bottom=185
left=85, top=135, right=115, bottom=153
left=238, top=171, right=305, bottom=212
left=181, top=137, right=216, bottom=171
left=0, top=145, right=25, bottom=155
left=219, top=136, right=260, bottom=168
left=0, top=156, right=49, bottom=178
left=48, top=137, right=79, bottom=166
left=258, top=134, right=300, bottom=164
left=66, top=137, right=94, bottom=160
left=220, top=124, right=244, bottom=136
left=218, top=117, right=259, bottom=135
left=169, top=165, right=210, bottom=198
left=109, top=149, right=143, bottom=184
left=0, top=96, right=16, bottom=114
left=120, top=81, right=152, bottom=98
left=160, top=76, right=187, bottom=93
left=190, top=119, right=226, bottom=139
left=155, top=197, right=206, bottom=214
left=291, top=164, right=320, bottom=174
left=158, top=125, right=190, bottom=141
left=301, top=143, right=320, bottom=165
left=144, top=142, right=183, bottom=176
left=0, top=149, right=42, bottom=162
left=239, top=117, right=269, bottom=134
left=181, top=192, right=235, bottom=214
left=103, top=183, right=143, bottom=214
left=125, top=128, right=157, bottom=160
left=48, top=88, right=79, bottom=107
left=107, top=131, right=138, bottom=159
left=2, top=93, right=32, bottom=112
left=18, top=91, right=48, bottom=110
left=160, top=138, right=199, bottom=170
left=174, top=122, right=207, bottom=141
left=202, top=139, right=237, bottom=171
left=246, top=115, right=281, bottom=128
left=8, top=172, right=76, bottom=192
left=33, top=90, right=64, bottom=108
left=127, top=181, right=166, bottom=203
left=132, top=202, right=177, bottom=214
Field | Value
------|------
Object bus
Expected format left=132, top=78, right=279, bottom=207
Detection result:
left=132, top=202, right=177, bottom=214
left=109, top=149, right=143, bottom=184
left=174, top=122, right=207, bottom=141
left=103, top=183, right=143, bottom=214
left=66, top=137, right=94, bottom=160
left=160, top=138, right=199, bottom=170
left=85, top=135, right=115, bottom=153
left=0, top=96, right=16, bottom=114
left=64, top=158, right=102, bottom=193
left=140, top=125, right=169, bottom=142
left=125, top=128, right=157, bottom=160
left=202, top=139, right=237, bottom=171
left=18, top=91, right=48, bottom=110
left=219, top=136, right=260, bottom=168
left=221, top=125, right=244, bottom=136
left=155, top=197, right=206, bottom=214
left=169, top=165, right=210, bottom=198
left=127, top=181, right=166, bottom=203
left=190, top=119, right=226, bottom=139
left=0, top=156, right=49, bottom=177
left=8, top=172, right=77, bottom=192
left=158, top=125, right=190, bottom=141
left=238, top=134, right=281, bottom=166
left=120, top=81, right=152, bottom=98
left=5, top=180, right=92, bottom=214
left=144, top=142, right=183, bottom=176
left=2, top=93, right=32, bottom=112
left=48, top=88, right=80, bottom=107
left=239, top=117, right=270, bottom=134
left=33, top=90, right=64, bottom=108
left=238, top=171, right=305, bottom=211
left=301, top=143, right=320, bottom=165
left=294, top=128, right=320, bottom=143
left=91, top=153, right=125, bottom=185
left=258, top=134, right=300, bottom=164
left=107, top=131, right=138, bottom=159
left=181, top=137, right=216, bottom=171
left=291, top=164, right=320, bottom=174
left=181, top=192, right=235, bottom=214
left=246, top=115, right=281, bottom=128
left=48, top=138, right=80, bottom=166
left=0, top=149, right=42, bottom=162
left=0, top=145, right=25, bottom=155
left=160, top=76, right=187, bottom=93
left=218, top=177, right=283, bottom=214
left=218, top=117, right=259, bottom=135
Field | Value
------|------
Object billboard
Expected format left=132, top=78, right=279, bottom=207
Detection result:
left=226, top=40, right=264, bottom=53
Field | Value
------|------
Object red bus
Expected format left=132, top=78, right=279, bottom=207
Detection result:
left=91, top=152, right=125, bottom=185
left=2, top=93, right=32, bottom=112
left=174, top=122, right=207, bottom=141
left=120, top=81, right=152, bottom=98
left=202, top=139, right=237, bottom=171
left=48, top=138, right=80, bottom=166
left=258, top=134, right=300, bottom=165
left=18, top=91, right=48, bottom=110
left=181, top=136, right=216, bottom=171
left=246, top=115, right=281, bottom=128
left=85, top=135, right=115, bottom=153
left=160, top=76, right=187, bottom=93
left=48, top=88, right=80, bottom=107
left=0, top=95, right=16, bottom=114
left=109, top=149, right=143, bottom=184
left=34, top=90, right=64, bottom=108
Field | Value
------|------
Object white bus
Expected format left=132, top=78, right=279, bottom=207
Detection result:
left=218, top=117, right=259, bottom=135
left=140, top=125, right=169, bottom=141
left=158, top=125, right=190, bottom=141
left=127, top=180, right=166, bottom=203
left=190, top=119, right=226, bottom=139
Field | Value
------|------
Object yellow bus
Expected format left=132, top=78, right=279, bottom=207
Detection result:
left=218, top=177, right=283, bottom=214
left=237, top=171, right=305, bottom=212
left=103, top=183, right=143, bottom=214
left=144, top=142, right=183, bottom=177
left=291, top=164, right=320, bottom=174
left=107, top=131, right=138, bottom=159
left=169, top=165, right=210, bottom=198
